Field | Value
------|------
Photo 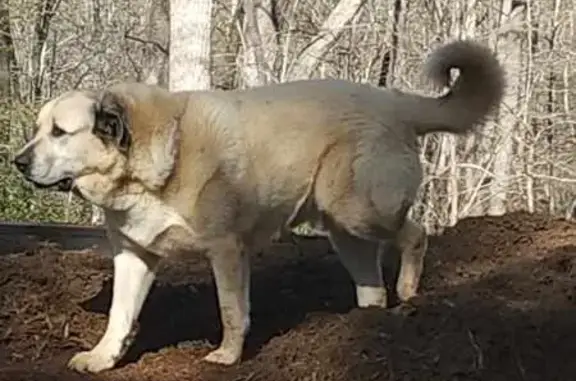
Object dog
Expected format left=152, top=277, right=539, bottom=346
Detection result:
left=13, top=39, right=505, bottom=373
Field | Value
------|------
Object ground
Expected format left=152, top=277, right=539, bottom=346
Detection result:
left=0, top=211, right=575, bottom=381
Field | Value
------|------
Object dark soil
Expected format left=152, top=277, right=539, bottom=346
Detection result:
left=0, top=211, right=575, bottom=381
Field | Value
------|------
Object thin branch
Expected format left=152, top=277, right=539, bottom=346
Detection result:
left=527, top=173, right=576, bottom=183
left=124, top=33, right=169, bottom=56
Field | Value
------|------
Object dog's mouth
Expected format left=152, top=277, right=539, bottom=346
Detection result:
left=30, top=177, right=74, bottom=192
left=56, top=178, right=74, bottom=192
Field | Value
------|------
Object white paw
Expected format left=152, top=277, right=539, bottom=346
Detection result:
left=203, top=347, right=241, bottom=365
left=396, top=282, right=418, bottom=302
left=67, top=350, right=116, bottom=374
left=356, top=285, right=388, bottom=308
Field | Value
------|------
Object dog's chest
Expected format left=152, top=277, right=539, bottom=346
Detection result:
left=106, top=197, right=203, bottom=258
left=144, top=224, right=203, bottom=257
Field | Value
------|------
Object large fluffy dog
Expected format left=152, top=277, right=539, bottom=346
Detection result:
left=13, top=40, right=505, bottom=373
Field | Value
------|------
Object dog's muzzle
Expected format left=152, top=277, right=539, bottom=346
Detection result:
left=13, top=149, right=75, bottom=192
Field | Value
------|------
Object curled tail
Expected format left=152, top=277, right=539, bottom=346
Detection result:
left=410, top=40, right=506, bottom=136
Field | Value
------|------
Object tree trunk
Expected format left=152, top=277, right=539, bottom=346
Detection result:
left=0, top=1, right=15, bottom=99
left=239, top=0, right=279, bottom=87
left=29, top=0, right=60, bottom=102
left=169, top=0, right=213, bottom=91
left=287, top=0, right=366, bottom=80
left=543, top=0, right=561, bottom=215
left=142, top=0, right=170, bottom=86
left=240, top=0, right=271, bottom=86
left=377, top=0, right=402, bottom=87
left=487, top=0, right=525, bottom=216
left=256, top=0, right=278, bottom=72
left=1, top=1, right=20, bottom=154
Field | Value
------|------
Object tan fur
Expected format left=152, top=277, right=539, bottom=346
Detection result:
left=13, top=39, right=505, bottom=373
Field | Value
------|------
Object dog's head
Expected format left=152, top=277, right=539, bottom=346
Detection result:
left=13, top=91, right=131, bottom=192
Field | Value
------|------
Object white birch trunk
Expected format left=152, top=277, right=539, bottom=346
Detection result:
left=287, top=0, right=365, bottom=80
left=169, top=0, right=213, bottom=91
left=487, top=0, right=525, bottom=215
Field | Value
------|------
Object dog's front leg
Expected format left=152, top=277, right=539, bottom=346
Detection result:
left=68, top=248, right=159, bottom=373
left=204, top=238, right=251, bottom=365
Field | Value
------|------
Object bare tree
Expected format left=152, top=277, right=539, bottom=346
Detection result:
left=541, top=0, right=562, bottom=214
left=138, top=0, right=170, bottom=86
left=240, top=0, right=271, bottom=86
left=28, top=0, right=61, bottom=102
left=0, top=0, right=16, bottom=170
left=255, top=0, right=279, bottom=74
left=170, top=0, right=213, bottom=91
left=286, top=0, right=366, bottom=80
left=487, top=0, right=526, bottom=215
left=0, top=1, right=16, bottom=99
left=377, top=0, right=403, bottom=87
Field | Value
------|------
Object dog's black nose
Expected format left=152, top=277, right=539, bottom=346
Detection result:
left=13, top=152, right=32, bottom=173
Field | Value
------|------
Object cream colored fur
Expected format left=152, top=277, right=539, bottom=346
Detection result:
left=13, top=39, right=505, bottom=374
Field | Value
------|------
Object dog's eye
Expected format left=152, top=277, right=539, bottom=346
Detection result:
left=51, top=124, right=66, bottom=137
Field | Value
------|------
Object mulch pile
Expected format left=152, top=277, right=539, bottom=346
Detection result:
left=0, top=211, right=575, bottom=381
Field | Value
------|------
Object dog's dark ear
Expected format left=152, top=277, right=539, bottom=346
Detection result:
left=94, top=91, right=131, bottom=153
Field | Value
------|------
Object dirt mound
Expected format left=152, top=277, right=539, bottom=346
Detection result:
left=0, top=212, right=575, bottom=381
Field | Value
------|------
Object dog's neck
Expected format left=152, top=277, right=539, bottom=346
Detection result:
left=73, top=157, right=141, bottom=210
left=120, top=93, right=184, bottom=193
left=126, top=118, right=180, bottom=192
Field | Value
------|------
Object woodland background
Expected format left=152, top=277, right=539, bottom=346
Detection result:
left=0, top=0, right=574, bottom=234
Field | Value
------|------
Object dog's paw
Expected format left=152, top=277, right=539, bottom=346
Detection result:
left=396, top=283, right=418, bottom=303
left=356, top=285, right=388, bottom=308
left=67, top=350, right=116, bottom=374
left=203, top=347, right=241, bottom=365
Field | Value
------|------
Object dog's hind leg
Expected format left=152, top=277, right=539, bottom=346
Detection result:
left=204, top=237, right=251, bottom=365
left=394, top=218, right=428, bottom=302
left=324, top=217, right=388, bottom=308
left=67, top=248, right=160, bottom=373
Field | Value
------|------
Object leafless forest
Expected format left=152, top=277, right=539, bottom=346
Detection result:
left=0, top=0, right=575, bottom=232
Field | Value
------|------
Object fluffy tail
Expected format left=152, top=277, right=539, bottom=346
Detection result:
left=408, top=40, right=506, bottom=136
